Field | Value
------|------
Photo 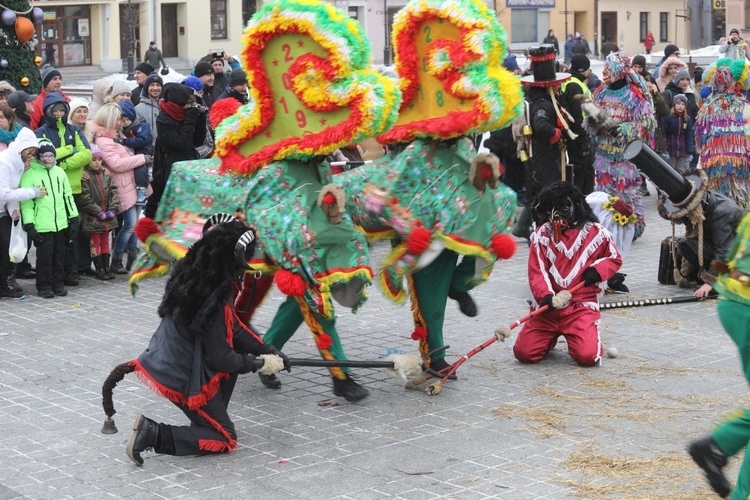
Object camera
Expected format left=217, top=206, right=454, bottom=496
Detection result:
left=211, top=50, right=225, bottom=59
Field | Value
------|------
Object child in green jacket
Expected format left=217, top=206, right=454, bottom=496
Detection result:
left=20, top=139, right=79, bottom=298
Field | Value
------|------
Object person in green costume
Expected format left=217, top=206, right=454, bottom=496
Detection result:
left=342, top=0, right=523, bottom=375
left=688, top=211, right=750, bottom=499
left=202, top=0, right=403, bottom=402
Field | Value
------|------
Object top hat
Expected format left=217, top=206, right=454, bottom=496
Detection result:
left=521, top=45, right=570, bottom=87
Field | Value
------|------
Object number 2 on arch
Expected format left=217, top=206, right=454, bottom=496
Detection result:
left=281, top=43, right=294, bottom=62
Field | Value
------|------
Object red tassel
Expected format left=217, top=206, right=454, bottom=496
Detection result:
left=491, top=234, right=516, bottom=260
left=411, top=326, right=427, bottom=341
left=274, top=269, right=306, bottom=297
left=210, top=98, right=242, bottom=129
left=134, top=217, right=161, bottom=243
left=322, top=193, right=336, bottom=205
left=406, top=226, right=432, bottom=255
left=316, top=333, right=333, bottom=350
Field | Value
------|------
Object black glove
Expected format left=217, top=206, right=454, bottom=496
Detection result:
left=23, top=224, right=42, bottom=244
left=263, top=344, right=291, bottom=372
left=540, top=294, right=555, bottom=310
left=66, top=217, right=79, bottom=242
left=238, top=353, right=262, bottom=374
left=582, top=267, right=602, bottom=286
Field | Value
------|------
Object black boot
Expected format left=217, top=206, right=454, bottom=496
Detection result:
left=259, top=373, right=281, bottom=389
left=332, top=375, right=369, bottom=402
left=102, top=253, right=115, bottom=279
left=126, top=414, right=160, bottom=466
left=0, top=273, right=24, bottom=299
left=688, top=436, right=731, bottom=498
left=429, top=358, right=458, bottom=380
left=448, top=287, right=477, bottom=317
left=110, top=252, right=126, bottom=275
left=126, top=248, right=138, bottom=271
left=93, top=255, right=108, bottom=281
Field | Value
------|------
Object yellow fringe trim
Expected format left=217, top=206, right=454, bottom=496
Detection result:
left=295, top=296, right=346, bottom=379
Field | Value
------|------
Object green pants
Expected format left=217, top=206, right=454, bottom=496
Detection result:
left=263, top=295, right=349, bottom=377
left=411, top=250, right=477, bottom=363
left=712, top=299, right=750, bottom=499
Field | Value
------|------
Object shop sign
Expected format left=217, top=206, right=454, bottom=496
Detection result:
left=506, top=0, right=555, bottom=6
left=713, top=0, right=725, bottom=8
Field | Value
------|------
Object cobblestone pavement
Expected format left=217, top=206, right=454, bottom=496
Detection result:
left=1, top=185, right=747, bottom=499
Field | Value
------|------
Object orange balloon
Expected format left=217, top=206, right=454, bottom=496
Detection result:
left=15, top=17, right=34, bottom=44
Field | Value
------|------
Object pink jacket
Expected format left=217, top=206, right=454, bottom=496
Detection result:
left=90, top=121, right=147, bottom=213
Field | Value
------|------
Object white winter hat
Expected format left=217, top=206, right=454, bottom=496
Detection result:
left=68, top=97, right=89, bottom=115
left=110, top=80, right=132, bottom=98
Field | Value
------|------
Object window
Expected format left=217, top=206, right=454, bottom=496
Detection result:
left=640, top=13, right=648, bottom=42
left=211, top=0, right=227, bottom=40
left=660, top=12, right=669, bottom=42
left=348, top=6, right=359, bottom=20
left=511, top=9, right=537, bottom=43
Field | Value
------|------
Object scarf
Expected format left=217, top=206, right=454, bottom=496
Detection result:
left=0, top=123, right=21, bottom=145
left=159, top=100, right=186, bottom=122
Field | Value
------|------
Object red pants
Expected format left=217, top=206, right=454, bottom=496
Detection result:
left=89, top=231, right=110, bottom=257
left=513, top=302, right=603, bottom=366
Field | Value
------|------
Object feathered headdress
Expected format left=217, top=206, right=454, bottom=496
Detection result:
left=377, top=0, right=523, bottom=144
left=211, top=0, right=402, bottom=175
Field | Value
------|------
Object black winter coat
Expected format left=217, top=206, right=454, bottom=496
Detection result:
left=525, top=87, right=562, bottom=204
left=153, top=106, right=206, bottom=188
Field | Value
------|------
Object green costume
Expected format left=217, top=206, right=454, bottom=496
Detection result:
left=705, top=211, right=750, bottom=498
left=345, top=138, right=517, bottom=363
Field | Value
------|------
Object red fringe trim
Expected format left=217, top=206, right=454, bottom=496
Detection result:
left=378, top=109, right=487, bottom=144
left=210, top=98, right=242, bottom=129
left=198, top=439, right=231, bottom=453
left=195, top=404, right=237, bottom=452
left=529, top=53, right=556, bottom=62
left=224, top=305, right=235, bottom=346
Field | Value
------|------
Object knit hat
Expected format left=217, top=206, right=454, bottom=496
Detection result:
left=730, top=28, right=740, bottom=36
left=674, top=68, right=691, bottom=83
left=229, top=69, right=247, bottom=87
left=110, top=80, right=132, bottom=98
left=90, top=145, right=103, bottom=159
left=118, top=100, right=137, bottom=120
left=664, top=44, right=679, bottom=58
left=144, top=73, right=163, bottom=91
left=570, top=54, right=590, bottom=72
left=37, top=138, right=56, bottom=159
left=135, top=62, right=155, bottom=75
left=161, top=82, right=191, bottom=107
left=502, top=54, right=519, bottom=72
left=41, top=66, right=61, bottom=88
left=631, top=55, right=647, bottom=68
left=672, top=94, right=688, bottom=106
left=194, top=61, right=215, bottom=78
left=182, top=76, right=204, bottom=93
left=67, top=97, right=88, bottom=117
left=7, top=90, right=36, bottom=114
left=699, top=85, right=712, bottom=100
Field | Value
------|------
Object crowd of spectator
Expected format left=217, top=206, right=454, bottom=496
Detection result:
left=0, top=47, right=250, bottom=300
